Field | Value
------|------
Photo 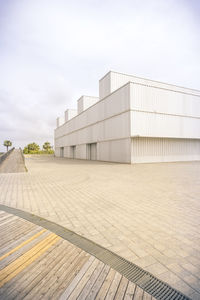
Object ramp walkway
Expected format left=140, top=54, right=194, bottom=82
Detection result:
left=0, top=149, right=26, bottom=173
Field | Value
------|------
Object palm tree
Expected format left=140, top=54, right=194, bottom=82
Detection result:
left=3, top=140, right=12, bottom=152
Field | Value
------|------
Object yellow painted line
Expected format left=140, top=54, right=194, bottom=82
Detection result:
left=0, top=233, right=61, bottom=287
left=0, top=229, right=46, bottom=262
left=0, top=233, right=57, bottom=280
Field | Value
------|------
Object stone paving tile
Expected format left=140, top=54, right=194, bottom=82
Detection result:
left=131, top=255, right=156, bottom=268
left=189, top=292, right=200, bottom=300
left=144, top=262, right=168, bottom=276
left=158, top=271, right=182, bottom=286
left=0, top=155, right=200, bottom=297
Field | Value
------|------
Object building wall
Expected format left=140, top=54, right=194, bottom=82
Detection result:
left=55, top=147, right=60, bottom=157
left=57, top=139, right=131, bottom=163
left=55, top=83, right=130, bottom=146
left=55, top=82, right=131, bottom=163
left=55, top=70, right=200, bottom=164
left=63, top=146, right=70, bottom=158
left=131, top=137, right=200, bottom=163
left=56, top=112, right=130, bottom=147
left=130, top=82, right=200, bottom=139
left=98, top=138, right=131, bottom=163
left=76, top=144, right=87, bottom=159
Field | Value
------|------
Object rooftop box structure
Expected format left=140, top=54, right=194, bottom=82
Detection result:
left=56, top=116, right=65, bottom=128
left=65, top=109, right=77, bottom=122
left=77, top=96, right=99, bottom=114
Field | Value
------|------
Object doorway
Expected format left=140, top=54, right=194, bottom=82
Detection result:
left=87, top=143, right=97, bottom=160
left=60, top=147, right=64, bottom=157
left=70, top=145, right=76, bottom=159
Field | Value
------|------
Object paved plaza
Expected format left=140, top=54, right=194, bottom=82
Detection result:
left=0, top=155, right=200, bottom=299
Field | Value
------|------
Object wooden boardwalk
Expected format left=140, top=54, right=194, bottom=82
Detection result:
left=0, top=149, right=26, bottom=173
left=0, top=210, right=155, bottom=299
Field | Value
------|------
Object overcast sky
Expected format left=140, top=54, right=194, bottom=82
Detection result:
left=0, top=0, right=199, bottom=151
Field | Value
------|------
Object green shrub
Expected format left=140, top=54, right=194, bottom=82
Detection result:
left=23, top=143, right=54, bottom=154
left=23, top=147, right=29, bottom=154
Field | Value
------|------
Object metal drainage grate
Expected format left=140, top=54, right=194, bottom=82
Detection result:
left=0, top=204, right=191, bottom=300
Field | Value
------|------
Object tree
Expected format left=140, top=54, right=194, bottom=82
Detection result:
left=23, top=143, right=40, bottom=154
left=27, top=143, right=40, bottom=152
left=43, top=142, right=51, bottom=152
left=23, top=142, right=54, bottom=154
left=23, top=146, right=29, bottom=154
left=3, top=140, right=12, bottom=152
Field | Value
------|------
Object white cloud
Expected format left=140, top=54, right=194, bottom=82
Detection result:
left=0, top=0, right=199, bottom=151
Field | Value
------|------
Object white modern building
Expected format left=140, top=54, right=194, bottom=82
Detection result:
left=54, top=71, right=200, bottom=163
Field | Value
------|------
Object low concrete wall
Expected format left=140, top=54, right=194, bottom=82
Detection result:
left=0, top=148, right=15, bottom=165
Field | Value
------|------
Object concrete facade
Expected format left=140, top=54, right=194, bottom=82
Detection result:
left=55, top=71, right=200, bottom=163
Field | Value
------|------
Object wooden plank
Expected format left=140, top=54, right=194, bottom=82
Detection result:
left=86, top=264, right=110, bottom=300
left=0, top=217, right=28, bottom=232
left=14, top=243, right=75, bottom=300
left=0, top=231, right=49, bottom=269
left=0, top=233, right=55, bottom=279
left=19, top=244, right=80, bottom=300
left=0, top=226, right=43, bottom=254
left=95, top=268, right=116, bottom=300
left=43, top=251, right=89, bottom=299
left=51, top=254, right=91, bottom=299
left=77, top=260, right=105, bottom=299
left=0, top=225, right=36, bottom=253
left=114, top=276, right=129, bottom=299
left=124, top=281, right=136, bottom=300
left=105, top=272, right=122, bottom=300
left=0, top=236, right=60, bottom=298
left=0, top=226, right=42, bottom=256
left=4, top=240, right=66, bottom=300
left=0, top=233, right=60, bottom=286
left=59, top=256, right=95, bottom=300
left=0, top=211, right=7, bottom=216
left=0, top=214, right=14, bottom=224
left=0, top=219, right=26, bottom=240
left=0, top=212, right=12, bottom=219
left=33, top=248, right=85, bottom=299
left=67, top=258, right=100, bottom=300
left=0, top=241, right=58, bottom=298
left=0, top=221, right=35, bottom=249
left=133, top=285, right=144, bottom=299
left=0, top=229, right=46, bottom=261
